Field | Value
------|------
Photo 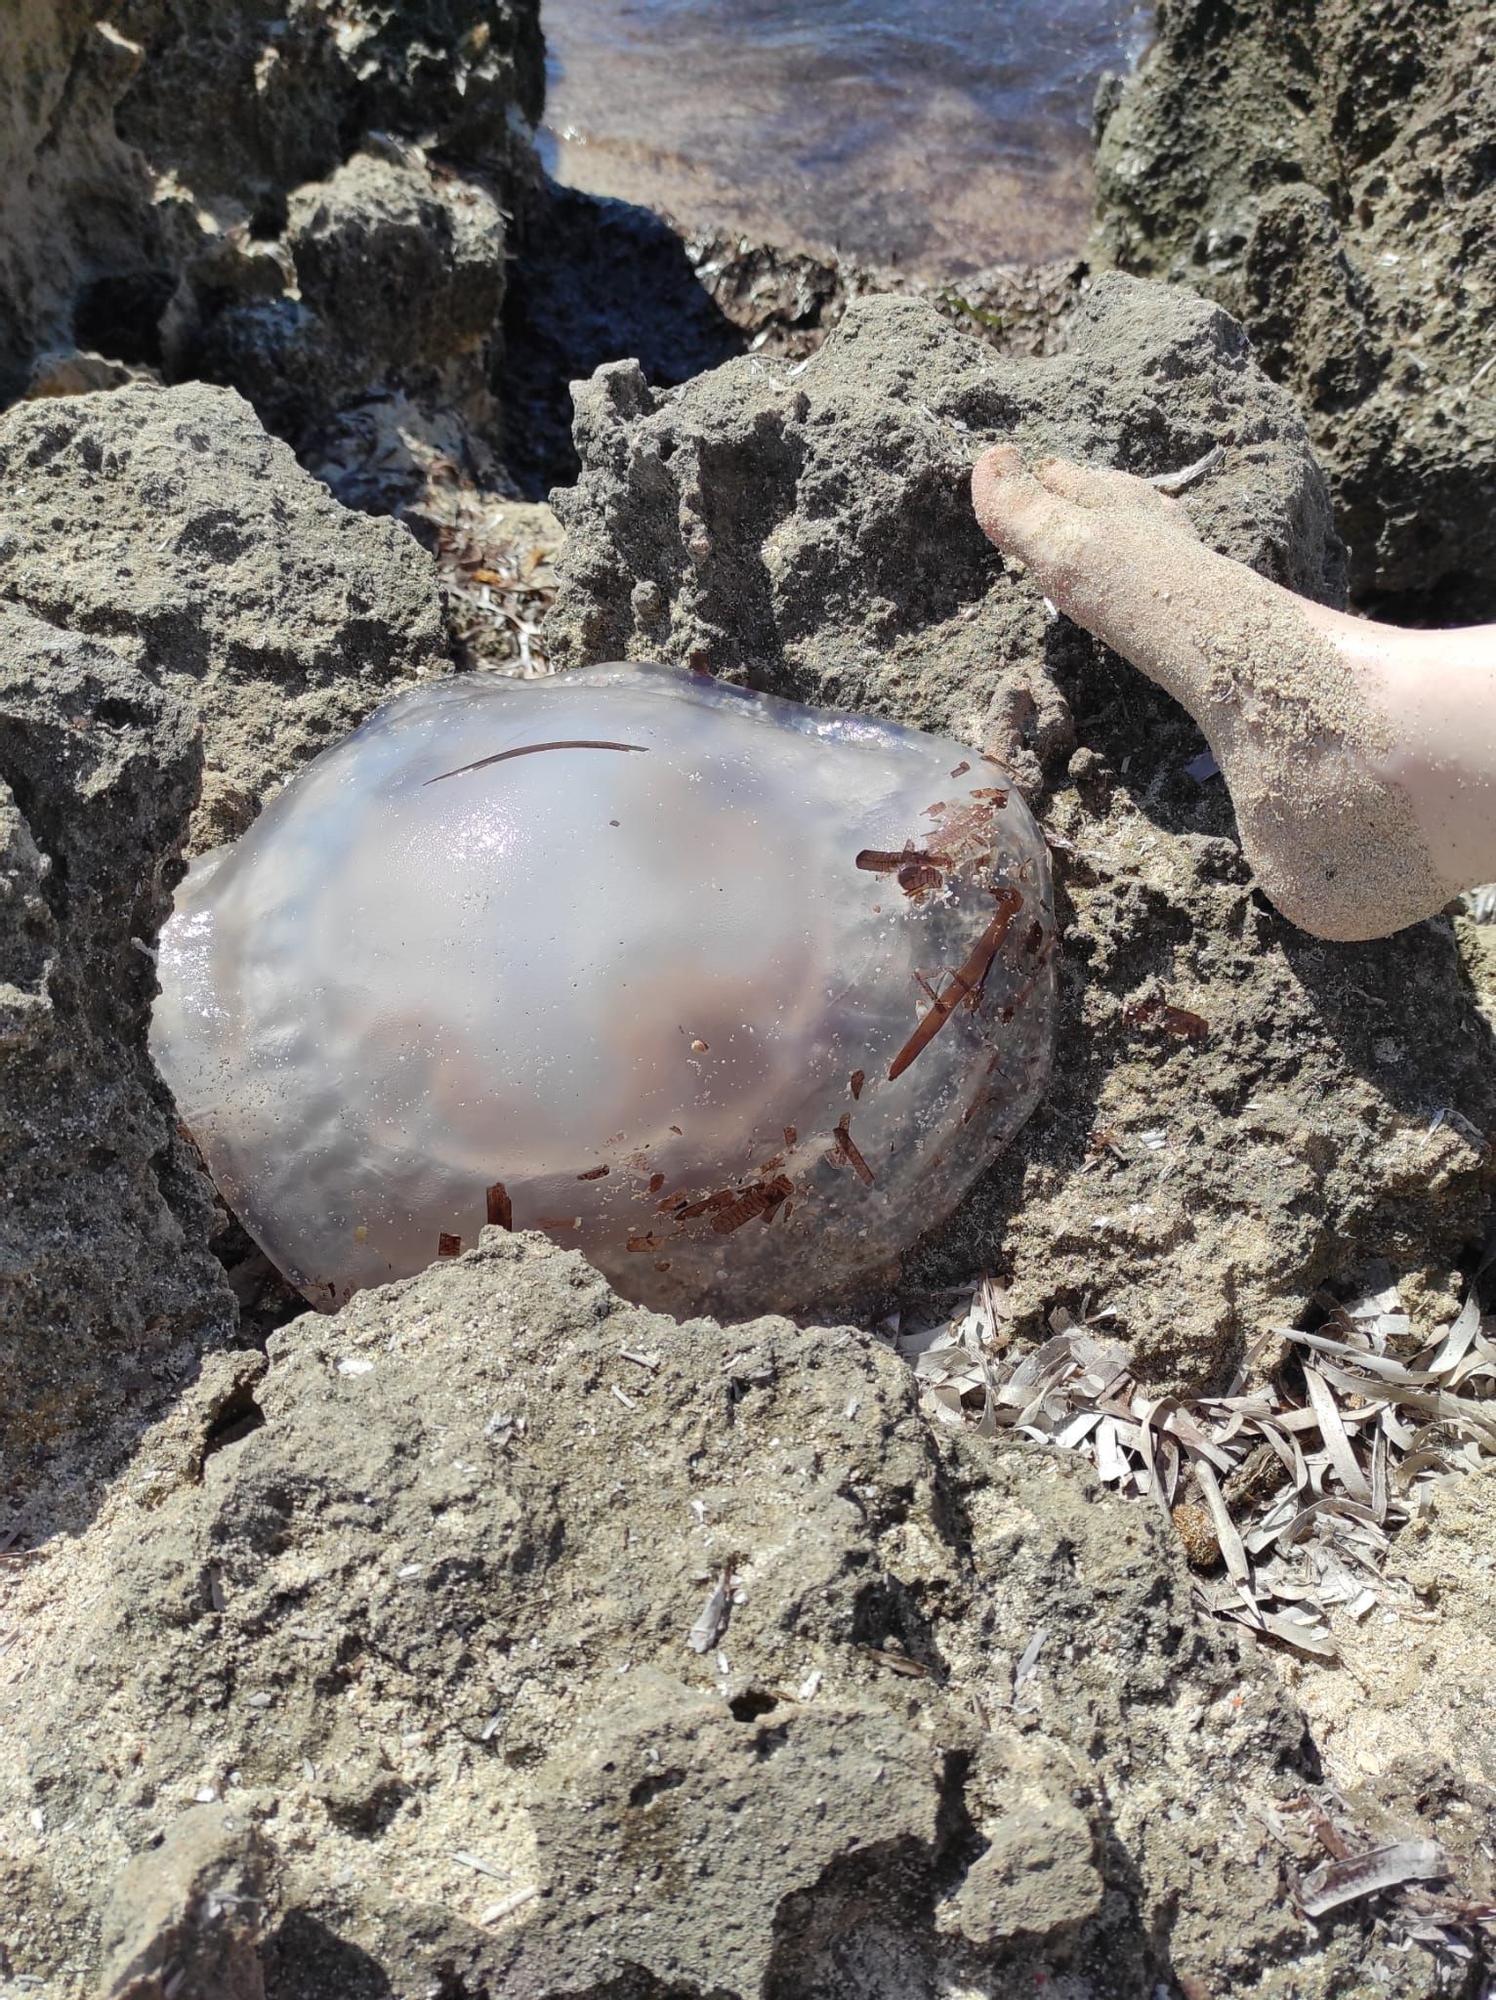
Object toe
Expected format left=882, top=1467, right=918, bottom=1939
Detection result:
left=971, top=446, right=1093, bottom=574
left=970, top=444, right=1028, bottom=545
left=1034, top=457, right=1174, bottom=515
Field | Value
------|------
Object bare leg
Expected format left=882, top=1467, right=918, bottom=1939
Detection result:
left=972, top=446, right=1496, bottom=942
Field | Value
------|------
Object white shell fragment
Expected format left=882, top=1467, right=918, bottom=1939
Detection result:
left=152, top=661, right=1055, bottom=1316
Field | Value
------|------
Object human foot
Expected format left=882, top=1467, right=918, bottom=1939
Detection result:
left=972, top=446, right=1496, bottom=942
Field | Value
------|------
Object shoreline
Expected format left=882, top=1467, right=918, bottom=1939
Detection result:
left=537, top=0, right=1148, bottom=279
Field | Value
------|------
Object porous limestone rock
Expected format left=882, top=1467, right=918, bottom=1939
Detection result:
left=0, top=1231, right=1457, bottom=1998
left=0, top=602, right=233, bottom=1505
left=193, top=149, right=509, bottom=459
left=0, top=381, right=449, bottom=850
left=99, top=1803, right=271, bottom=2000
left=547, top=281, right=1496, bottom=1385
left=1092, top=0, right=1496, bottom=617
left=0, top=0, right=543, bottom=492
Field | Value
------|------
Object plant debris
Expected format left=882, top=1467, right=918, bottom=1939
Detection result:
left=1012, top=1624, right=1048, bottom=1697
left=829, top=1117, right=875, bottom=1187
left=888, top=1267, right=1496, bottom=1664
left=1248, top=1795, right=1496, bottom=1960
left=1298, top=1840, right=1447, bottom=1919
left=1146, top=443, right=1226, bottom=495
left=883, top=1266, right=1496, bottom=1965
left=687, top=1566, right=739, bottom=1654
left=1122, top=995, right=1210, bottom=1042
left=887, top=885, right=1024, bottom=1080
left=434, top=494, right=561, bottom=674
left=480, top=1884, right=541, bottom=1927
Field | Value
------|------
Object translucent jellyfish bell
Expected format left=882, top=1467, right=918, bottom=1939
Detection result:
left=152, top=662, right=1055, bottom=1317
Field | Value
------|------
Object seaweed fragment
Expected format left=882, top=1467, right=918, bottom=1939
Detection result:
left=830, top=1116, right=875, bottom=1187
left=856, top=845, right=950, bottom=880
left=1124, top=995, right=1210, bottom=1041
left=710, top=1175, right=794, bottom=1234
left=887, top=885, right=1024, bottom=1081
left=426, top=739, right=648, bottom=785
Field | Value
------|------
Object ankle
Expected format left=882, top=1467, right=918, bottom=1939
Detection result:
left=1365, top=640, right=1496, bottom=898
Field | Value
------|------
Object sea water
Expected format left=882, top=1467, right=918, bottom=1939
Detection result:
left=541, top=0, right=1152, bottom=276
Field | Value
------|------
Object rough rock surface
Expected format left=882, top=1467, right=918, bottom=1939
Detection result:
left=548, top=281, right=1496, bottom=1386
left=1091, top=0, right=1496, bottom=617
left=500, top=182, right=1088, bottom=499
left=196, top=149, right=509, bottom=467
left=0, top=381, right=449, bottom=850
left=1295, top=1467, right=1496, bottom=1806
left=99, top=1802, right=272, bottom=2000
left=0, top=602, right=233, bottom=1504
left=0, top=1230, right=1472, bottom=1997
left=1, top=0, right=543, bottom=497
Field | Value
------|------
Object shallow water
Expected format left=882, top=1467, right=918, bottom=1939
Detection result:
left=540, top=0, right=1151, bottom=278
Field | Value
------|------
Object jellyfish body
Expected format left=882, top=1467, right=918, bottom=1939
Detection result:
left=151, top=661, right=1055, bottom=1317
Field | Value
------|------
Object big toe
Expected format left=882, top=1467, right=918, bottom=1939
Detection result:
left=972, top=446, right=1091, bottom=575
left=1034, top=456, right=1176, bottom=517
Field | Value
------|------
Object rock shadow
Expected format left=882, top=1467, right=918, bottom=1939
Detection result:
left=262, top=1912, right=394, bottom=1999
left=502, top=179, right=751, bottom=498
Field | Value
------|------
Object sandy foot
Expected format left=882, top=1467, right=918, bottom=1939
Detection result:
left=971, top=446, right=1487, bottom=942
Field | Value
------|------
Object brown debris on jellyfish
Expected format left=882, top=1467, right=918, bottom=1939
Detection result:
left=149, top=660, right=1056, bottom=1318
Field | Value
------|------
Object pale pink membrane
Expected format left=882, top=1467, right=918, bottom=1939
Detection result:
left=152, top=662, right=1055, bottom=1317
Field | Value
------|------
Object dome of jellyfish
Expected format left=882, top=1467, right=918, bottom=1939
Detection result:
left=151, top=661, right=1055, bottom=1318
